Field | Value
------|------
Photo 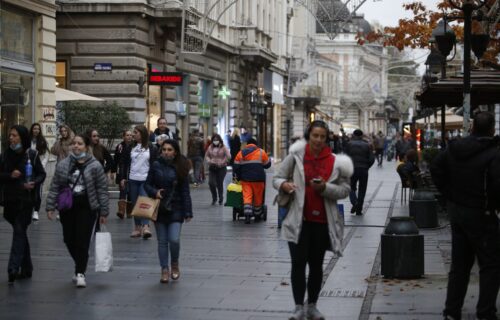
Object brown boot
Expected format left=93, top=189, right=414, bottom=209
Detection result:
left=160, top=268, right=169, bottom=283
left=117, top=200, right=127, bottom=219
left=171, top=262, right=180, bottom=280
left=126, top=201, right=134, bottom=219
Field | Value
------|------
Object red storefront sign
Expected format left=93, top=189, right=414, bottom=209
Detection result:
left=148, top=72, right=183, bottom=86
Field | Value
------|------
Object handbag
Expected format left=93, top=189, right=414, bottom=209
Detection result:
left=95, top=224, right=113, bottom=272
left=131, top=196, right=160, bottom=221
left=57, top=169, right=83, bottom=211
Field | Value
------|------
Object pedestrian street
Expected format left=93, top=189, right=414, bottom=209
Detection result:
left=1, top=160, right=496, bottom=320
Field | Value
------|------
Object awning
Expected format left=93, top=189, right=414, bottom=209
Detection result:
left=55, top=88, right=104, bottom=102
left=416, top=69, right=500, bottom=108
left=415, top=111, right=463, bottom=130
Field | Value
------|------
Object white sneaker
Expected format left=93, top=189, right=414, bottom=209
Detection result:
left=75, top=273, right=86, bottom=288
left=32, top=211, right=39, bottom=221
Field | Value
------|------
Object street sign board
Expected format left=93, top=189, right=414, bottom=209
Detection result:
left=94, top=63, right=112, bottom=71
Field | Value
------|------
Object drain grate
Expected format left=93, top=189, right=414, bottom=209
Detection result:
left=319, top=289, right=365, bottom=298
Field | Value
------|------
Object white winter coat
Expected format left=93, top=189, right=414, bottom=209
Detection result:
left=272, top=140, right=353, bottom=257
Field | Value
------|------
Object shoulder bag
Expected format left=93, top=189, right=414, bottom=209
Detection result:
left=57, top=169, right=83, bottom=211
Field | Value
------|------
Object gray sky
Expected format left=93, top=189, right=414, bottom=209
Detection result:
left=357, top=0, right=439, bottom=27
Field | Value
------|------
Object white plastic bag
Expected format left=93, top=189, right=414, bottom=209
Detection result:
left=95, top=226, right=113, bottom=272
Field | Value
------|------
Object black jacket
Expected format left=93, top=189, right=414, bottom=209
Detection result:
left=345, top=137, right=375, bottom=169
left=430, top=135, right=500, bottom=210
left=113, top=141, right=129, bottom=183
left=144, top=157, right=193, bottom=223
left=0, top=148, right=46, bottom=204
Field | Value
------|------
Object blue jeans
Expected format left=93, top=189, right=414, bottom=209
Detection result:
left=154, top=222, right=182, bottom=269
left=128, top=179, right=149, bottom=226
left=190, top=156, right=203, bottom=183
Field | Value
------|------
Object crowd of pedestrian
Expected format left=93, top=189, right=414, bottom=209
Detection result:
left=1, top=115, right=498, bottom=320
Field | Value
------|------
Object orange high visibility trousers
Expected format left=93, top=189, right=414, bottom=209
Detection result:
left=241, top=181, right=265, bottom=207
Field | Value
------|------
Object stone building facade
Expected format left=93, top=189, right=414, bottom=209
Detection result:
left=1, top=0, right=57, bottom=150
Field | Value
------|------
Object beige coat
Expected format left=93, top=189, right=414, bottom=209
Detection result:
left=272, top=140, right=353, bottom=257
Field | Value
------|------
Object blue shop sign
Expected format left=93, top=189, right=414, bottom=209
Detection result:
left=94, top=63, right=112, bottom=71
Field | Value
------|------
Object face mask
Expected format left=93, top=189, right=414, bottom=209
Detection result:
left=10, top=143, right=22, bottom=151
left=70, top=152, right=87, bottom=160
left=213, top=141, right=220, bottom=146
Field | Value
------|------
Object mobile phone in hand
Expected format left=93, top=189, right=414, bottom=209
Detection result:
left=312, top=178, right=322, bottom=184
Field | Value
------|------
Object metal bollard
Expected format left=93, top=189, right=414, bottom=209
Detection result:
left=381, top=217, right=424, bottom=279
left=409, top=191, right=438, bottom=228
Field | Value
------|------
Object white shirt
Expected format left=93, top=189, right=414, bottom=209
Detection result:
left=129, top=145, right=150, bottom=181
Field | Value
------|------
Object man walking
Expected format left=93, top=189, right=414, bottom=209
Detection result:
left=374, top=131, right=385, bottom=167
left=187, top=130, right=205, bottom=186
left=233, top=138, right=271, bottom=224
left=431, top=112, right=500, bottom=320
left=345, top=129, right=374, bottom=215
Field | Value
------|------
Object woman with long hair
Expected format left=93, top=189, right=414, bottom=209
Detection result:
left=29, top=123, right=49, bottom=221
left=0, top=125, right=46, bottom=284
left=50, top=124, right=74, bottom=162
left=46, top=134, right=108, bottom=288
left=114, top=130, right=133, bottom=219
left=85, top=128, right=114, bottom=174
left=204, top=133, right=231, bottom=205
left=119, top=125, right=158, bottom=238
left=144, top=139, right=193, bottom=283
left=273, top=120, right=353, bottom=320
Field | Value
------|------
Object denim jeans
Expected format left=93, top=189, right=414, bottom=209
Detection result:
left=190, top=156, right=203, bottom=183
left=4, top=202, right=33, bottom=275
left=154, top=222, right=182, bottom=269
left=349, top=167, right=369, bottom=210
left=128, top=179, right=149, bottom=226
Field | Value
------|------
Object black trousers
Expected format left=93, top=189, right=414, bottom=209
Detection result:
left=349, top=167, right=369, bottom=210
left=4, top=201, right=33, bottom=275
left=208, top=166, right=227, bottom=203
left=375, top=148, right=384, bottom=166
left=444, top=201, right=500, bottom=320
left=288, top=221, right=330, bottom=305
left=59, top=196, right=97, bottom=275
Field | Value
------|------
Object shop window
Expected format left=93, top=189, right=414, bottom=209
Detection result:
left=197, top=79, right=213, bottom=118
left=0, top=8, right=33, bottom=62
left=0, top=72, right=33, bottom=150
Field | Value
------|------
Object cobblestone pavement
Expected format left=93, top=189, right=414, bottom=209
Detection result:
left=0, top=161, right=498, bottom=319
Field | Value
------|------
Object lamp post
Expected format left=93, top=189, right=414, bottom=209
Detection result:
left=435, top=0, right=489, bottom=136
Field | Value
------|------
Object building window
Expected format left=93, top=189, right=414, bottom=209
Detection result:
left=55, top=61, right=67, bottom=88
left=0, top=8, right=33, bottom=62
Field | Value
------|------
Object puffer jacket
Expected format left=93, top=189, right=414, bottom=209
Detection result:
left=345, top=137, right=375, bottom=169
left=46, top=155, right=109, bottom=216
left=205, top=144, right=231, bottom=168
left=431, top=135, right=500, bottom=210
left=272, top=139, right=353, bottom=257
left=144, top=157, right=193, bottom=224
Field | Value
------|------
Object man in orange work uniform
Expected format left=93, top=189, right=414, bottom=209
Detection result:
left=233, top=138, right=271, bottom=224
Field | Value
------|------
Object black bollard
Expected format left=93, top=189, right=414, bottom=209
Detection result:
left=381, top=217, right=424, bottom=279
left=409, top=190, right=438, bottom=228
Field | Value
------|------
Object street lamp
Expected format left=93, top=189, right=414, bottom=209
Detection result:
left=434, top=0, right=490, bottom=136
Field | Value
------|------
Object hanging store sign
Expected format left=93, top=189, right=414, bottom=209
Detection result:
left=148, top=72, right=184, bottom=86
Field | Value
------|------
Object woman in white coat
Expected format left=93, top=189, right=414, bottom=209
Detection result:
left=273, top=120, right=353, bottom=320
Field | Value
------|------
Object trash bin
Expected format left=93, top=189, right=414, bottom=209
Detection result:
left=409, top=190, right=438, bottom=228
left=381, top=217, right=424, bottom=279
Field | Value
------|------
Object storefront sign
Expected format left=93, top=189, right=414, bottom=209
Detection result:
left=94, top=63, right=112, bottom=71
left=149, top=72, right=183, bottom=86
left=218, top=86, right=231, bottom=100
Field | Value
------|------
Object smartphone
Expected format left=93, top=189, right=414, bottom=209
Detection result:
left=312, top=178, right=322, bottom=184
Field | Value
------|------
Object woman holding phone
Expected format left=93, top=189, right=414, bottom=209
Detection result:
left=273, top=120, right=353, bottom=320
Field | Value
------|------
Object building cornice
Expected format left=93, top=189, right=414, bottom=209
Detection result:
left=5, top=0, right=57, bottom=17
